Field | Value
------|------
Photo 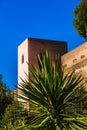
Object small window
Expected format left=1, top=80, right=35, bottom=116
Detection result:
left=73, top=59, right=77, bottom=63
left=22, top=54, right=24, bottom=64
left=81, top=55, right=85, bottom=59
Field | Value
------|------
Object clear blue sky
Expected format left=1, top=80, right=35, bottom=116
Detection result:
left=0, top=0, right=84, bottom=90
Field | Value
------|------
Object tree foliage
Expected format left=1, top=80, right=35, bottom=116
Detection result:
left=0, top=74, right=12, bottom=120
left=19, top=51, right=87, bottom=130
left=73, top=0, right=87, bottom=40
left=0, top=75, right=32, bottom=130
left=0, top=100, right=29, bottom=130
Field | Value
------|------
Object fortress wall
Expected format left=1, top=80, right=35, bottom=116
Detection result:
left=62, top=41, right=87, bottom=68
left=61, top=41, right=87, bottom=91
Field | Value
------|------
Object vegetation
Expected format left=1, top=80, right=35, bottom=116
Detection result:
left=0, top=74, right=29, bottom=130
left=0, top=74, right=12, bottom=120
left=19, top=51, right=87, bottom=130
left=0, top=52, right=87, bottom=130
left=73, top=0, right=87, bottom=40
left=0, top=100, right=29, bottom=130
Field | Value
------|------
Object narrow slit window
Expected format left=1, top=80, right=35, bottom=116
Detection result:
left=22, top=54, right=24, bottom=64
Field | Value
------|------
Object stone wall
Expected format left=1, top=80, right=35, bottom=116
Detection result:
left=62, top=41, right=87, bottom=91
left=62, top=41, right=87, bottom=68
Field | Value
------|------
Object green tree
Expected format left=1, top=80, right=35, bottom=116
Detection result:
left=0, top=74, right=12, bottom=120
left=19, top=51, right=87, bottom=130
left=73, top=0, right=87, bottom=40
left=1, top=100, right=29, bottom=130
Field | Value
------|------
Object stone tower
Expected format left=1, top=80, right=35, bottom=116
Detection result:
left=18, top=38, right=67, bottom=107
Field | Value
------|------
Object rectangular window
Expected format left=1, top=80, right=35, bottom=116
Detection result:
left=22, top=54, right=24, bottom=64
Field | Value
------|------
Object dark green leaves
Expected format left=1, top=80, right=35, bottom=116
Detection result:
left=73, top=0, right=87, bottom=40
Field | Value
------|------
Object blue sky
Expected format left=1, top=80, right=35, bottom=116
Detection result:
left=0, top=0, right=84, bottom=90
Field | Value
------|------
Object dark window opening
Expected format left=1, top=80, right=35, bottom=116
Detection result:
left=40, top=50, right=45, bottom=60
left=73, top=58, right=77, bottom=63
left=22, top=54, right=24, bottom=64
left=81, top=55, right=85, bottom=59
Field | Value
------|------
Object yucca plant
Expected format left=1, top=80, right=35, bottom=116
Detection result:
left=19, top=51, right=87, bottom=130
